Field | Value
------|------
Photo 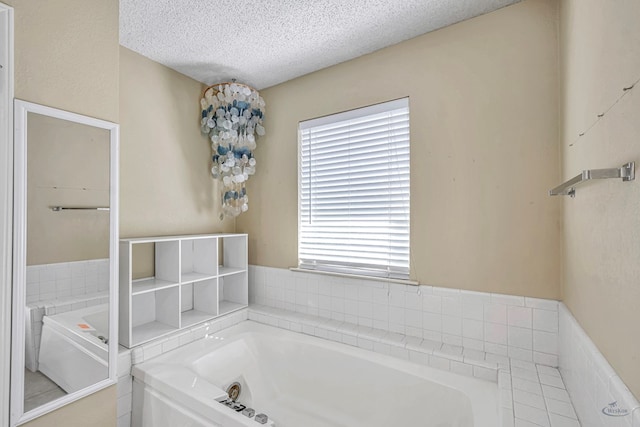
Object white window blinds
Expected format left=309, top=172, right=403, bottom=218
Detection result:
left=298, top=98, right=410, bottom=280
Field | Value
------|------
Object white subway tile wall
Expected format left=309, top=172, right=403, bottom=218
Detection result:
left=24, top=306, right=43, bottom=372
left=26, top=259, right=110, bottom=303
left=248, top=265, right=560, bottom=366
left=559, top=304, right=640, bottom=427
left=117, top=349, right=133, bottom=427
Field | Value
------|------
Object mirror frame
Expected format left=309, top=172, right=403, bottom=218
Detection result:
left=0, top=3, right=13, bottom=426
left=10, top=100, right=119, bottom=426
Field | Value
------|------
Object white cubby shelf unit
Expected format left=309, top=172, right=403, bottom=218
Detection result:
left=119, top=234, right=248, bottom=348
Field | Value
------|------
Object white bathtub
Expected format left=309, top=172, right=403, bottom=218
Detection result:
left=132, top=321, right=499, bottom=427
left=38, top=303, right=109, bottom=393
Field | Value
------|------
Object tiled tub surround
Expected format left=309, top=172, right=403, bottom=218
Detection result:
left=249, top=266, right=580, bottom=426
left=116, top=303, right=575, bottom=427
left=112, top=267, right=637, bottom=427
left=26, top=259, right=110, bottom=303
left=116, top=303, right=576, bottom=427
left=559, top=304, right=640, bottom=427
left=25, top=292, right=109, bottom=372
left=131, top=320, right=498, bottom=426
left=249, top=266, right=560, bottom=366
left=116, top=309, right=249, bottom=427
left=249, top=305, right=578, bottom=427
left=117, top=348, right=133, bottom=427
left=24, top=259, right=110, bottom=371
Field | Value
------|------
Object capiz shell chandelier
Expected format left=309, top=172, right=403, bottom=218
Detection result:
left=200, top=81, right=265, bottom=218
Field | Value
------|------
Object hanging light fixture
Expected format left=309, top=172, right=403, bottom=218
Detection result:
left=200, top=80, right=265, bottom=219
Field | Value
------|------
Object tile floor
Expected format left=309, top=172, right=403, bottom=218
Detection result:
left=23, top=369, right=66, bottom=412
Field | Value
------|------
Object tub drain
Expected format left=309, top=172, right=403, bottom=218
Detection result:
left=226, top=382, right=241, bottom=401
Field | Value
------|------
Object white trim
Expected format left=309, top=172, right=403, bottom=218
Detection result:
left=0, top=4, right=13, bottom=427
left=10, top=99, right=25, bottom=425
left=108, top=120, right=119, bottom=389
left=299, top=97, right=409, bottom=130
left=11, top=100, right=119, bottom=426
left=288, top=267, right=419, bottom=286
left=120, top=233, right=247, bottom=243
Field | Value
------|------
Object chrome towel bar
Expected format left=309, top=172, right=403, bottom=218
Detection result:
left=549, top=162, right=635, bottom=197
left=50, top=206, right=110, bottom=211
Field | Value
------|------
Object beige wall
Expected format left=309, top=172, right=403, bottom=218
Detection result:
left=237, top=0, right=561, bottom=299
left=560, top=0, right=640, bottom=398
left=5, top=0, right=119, bottom=424
left=119, top=47, right=235, bottom=276
left=22, top=386, right=116, bottom=427
left=5, top=0, right=118, bottom=122
left=119, top=47, right=235, bottom=240
left=26, top=113, right=110, bottom=265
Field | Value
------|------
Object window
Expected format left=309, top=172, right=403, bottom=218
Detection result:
left=298, top=98, right=410, bottom=280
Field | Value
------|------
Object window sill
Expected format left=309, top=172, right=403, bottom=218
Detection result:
left=288, top=267, right=418, bottom=286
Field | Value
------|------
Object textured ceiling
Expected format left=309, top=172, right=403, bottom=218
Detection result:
left=120, top=0, right=520, bottom=90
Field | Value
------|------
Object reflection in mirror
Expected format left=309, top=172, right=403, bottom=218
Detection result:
left=11, top=101, right=118, bottom=426
left=24, top=112, right=110, bottom=411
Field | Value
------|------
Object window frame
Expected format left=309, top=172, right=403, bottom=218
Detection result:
left=297, top=98, right=411, bottom=281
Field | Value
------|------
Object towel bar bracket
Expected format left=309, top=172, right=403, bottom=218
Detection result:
left=621, top=161, right=635, bottom=182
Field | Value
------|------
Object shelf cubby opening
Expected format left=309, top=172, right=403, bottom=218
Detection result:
left=219, top=235, right=248, bottom=276
left=131, top=286, right=180, bottom=346
left=218, top=272, right=248, bottom=316
left=181, top=238, right=217, bottom=283
left=181, top=279, right=218, bottom=328
left=131, top=240, right=180, bottom=285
